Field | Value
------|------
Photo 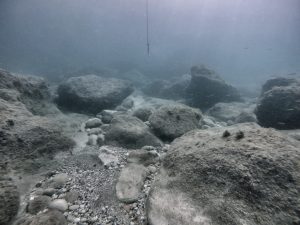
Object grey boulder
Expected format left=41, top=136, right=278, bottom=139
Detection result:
left=0, top=178, right=19, bottom=225
left=56, top=75, right=134, bottom=114
left=149, top=104, right=202, bottom=141
left=105, top=115, right=162, bottom=148
left=186, top=65, right=241, bottom=109
left=255, top=84, right=300, bottom=129
left=147, top=123, right=300, bottom=225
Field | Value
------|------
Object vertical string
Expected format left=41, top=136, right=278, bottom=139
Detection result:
left=146, top=0, right=150, bottom=56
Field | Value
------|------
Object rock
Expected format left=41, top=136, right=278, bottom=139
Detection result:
left=127, top=150, right=159, bottom=166
left=0, top=178, right=19, bottom=225
left=207, top=102, right=256, bottom=124
left=234, top=111, right=257, bottom=124
left=97, top=133, right=105, bottom=146
left=49, top=199, right=68, bottom=212
left=22, top=210, right=67, bottom=225
left=149, top=104, right=202, bottom=141
left=148, top=123, right=300, bottom=225
left=87, top=127, right=103, bottom=135
left=42, top=188, right=57, bottom=197
left=98, top=146, right=119, bottom=167
left=142, top=74, right=191, bottom=100
left=98, top=110, right=119, bottom=124
left=142, top=80, right=169, bottom=98
left=87, top=134, right=98, bottom=146
left=56, top=75, right=134, bottom=114
left=64, top=191, right=79, bottom=204
left=105, top=115, right=162, bottom=148
left=116, top=97, right=134, bottom=111
left=261, top=77, right=300, bottom=94
left=159, top=74, right=191, bottom=100
left=85, top=118, right=102, bottom=129
left=185, top=65, right=241, bottom=109
left=49, top=173, right=68, bottom=189
left=27, top=196, right=51, bottom=214
left=116, top=164, right=148, bottom=203
left=132, top=107, right=153, bottom=122
left=255, top=85, right=300, bottom=129
left=0, top=69, right=57, bottom=116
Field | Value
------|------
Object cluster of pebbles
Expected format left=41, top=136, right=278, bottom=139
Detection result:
left=18, top=143, right=167, bottom=225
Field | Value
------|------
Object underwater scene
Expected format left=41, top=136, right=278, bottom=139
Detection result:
left=0, top=0, right=300, bottom=225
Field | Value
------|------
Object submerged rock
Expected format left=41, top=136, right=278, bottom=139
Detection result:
left=116, top=164, right=148, bottom=203
left=17, top=210, right=67, bottom=225
left=207, top=102, right=256, bottom=124
left=142, top=74, right=191, bottom=100
left=255, top=84, right=300, bottom=129
left=56, top=75, right=134, bottom=114
left=105, top=115, right=162, bottom=148
left=261, top=77, right=300, bottom=94
left=147, top=123, right=300, bottom=225
left=0, top=69, right=59, bottom=115
left=132, top=107, right=153, bottom=122
left=27, top=196, right=51, bottom=214
left=0, top=178, right=19, bottom=225
left=149, top=104, right=202, bottom=141
left=186, top=65, right=241, bottom=109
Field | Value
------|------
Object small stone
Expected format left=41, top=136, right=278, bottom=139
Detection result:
left=49, top=199, right=68, bottom=212
left=42, top=188, right=56, bottom=197
left=85, top=118, right=103, bottom=129
left=148, top=165, right=157, bottom=173
left=50, top=173, right=68, bottom=189
left=69, top=205, right=80, bottom=210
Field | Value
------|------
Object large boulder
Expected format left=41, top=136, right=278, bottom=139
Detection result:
left=0, top=178, right=20, bottom=225
left=186, top=65, right=241, bottom=109
left=149, top=104, right=202, bottom=141
left=105, top=115, right=162, bottom=148
left=0, top=71, right=75, bottom=173
left=255, top=84, right=300, bottom=129
left=261, top=77, right=300, bottom=94
left=147, top=123, right=300, bottom=225
left=0, top=69, right=58, bottom=115
left=56, top=75, right=134, bottom=114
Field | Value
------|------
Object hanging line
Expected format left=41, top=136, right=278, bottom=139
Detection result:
left=146, top=0, right=150, bottom=56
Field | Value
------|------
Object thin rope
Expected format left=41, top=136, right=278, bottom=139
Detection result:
left=146, top=0, right=150, bottom=56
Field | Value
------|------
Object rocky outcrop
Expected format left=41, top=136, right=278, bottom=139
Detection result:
left=186, top=65, right=241, bottom=109
left=149, top=104, right=202, bottom=141
left=255, top=79, right=300, bottom=129
left=56, top=75, right=134, bottom=114
left=105, top=115, right=162, bottom=148
left=0, top=178, right=20, bottom=225
left=147, top=123, right=300, bottom=225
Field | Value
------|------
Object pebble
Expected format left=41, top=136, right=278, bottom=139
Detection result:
left=69, top=205, right=80, bottom=210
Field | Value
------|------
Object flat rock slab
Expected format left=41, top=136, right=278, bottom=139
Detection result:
left=116, top=164, right=148, bottom=203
